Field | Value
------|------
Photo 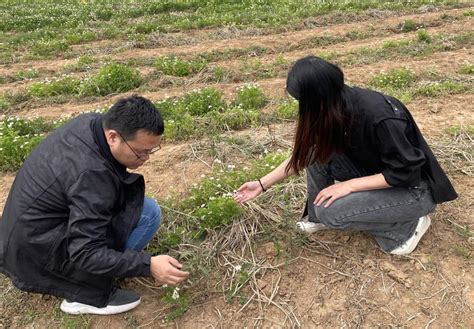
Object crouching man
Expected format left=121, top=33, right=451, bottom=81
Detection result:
left=0, top=95, right=189, bottom=315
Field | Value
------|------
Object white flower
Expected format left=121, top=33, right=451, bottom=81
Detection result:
left=172, top=287, right=180, bottom=300
left=214, top=158, right=222, bottom=163
left=234, top=265, right=242, bottom=271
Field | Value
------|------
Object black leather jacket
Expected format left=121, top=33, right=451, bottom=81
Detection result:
left=0, top=114, right=151, bottom=307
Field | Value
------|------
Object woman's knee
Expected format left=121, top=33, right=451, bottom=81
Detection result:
left=314, top=204, right=343, bottom=229
left=143, top=197, right=162, bottom=230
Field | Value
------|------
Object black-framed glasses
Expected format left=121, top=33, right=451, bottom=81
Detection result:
left=117, top=132, right=161, bottom=160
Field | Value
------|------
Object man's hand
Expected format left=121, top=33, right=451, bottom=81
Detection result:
left=150, top=255, right=189, bottom=285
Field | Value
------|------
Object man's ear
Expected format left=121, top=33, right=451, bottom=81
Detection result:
left=104, top=129, right=119, bottom=146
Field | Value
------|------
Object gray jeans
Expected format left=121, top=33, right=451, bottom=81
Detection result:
left=306, top=154, right=436, bottom=252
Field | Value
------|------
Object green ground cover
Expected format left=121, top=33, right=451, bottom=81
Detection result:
left=0, top=0, right=464, bottom=63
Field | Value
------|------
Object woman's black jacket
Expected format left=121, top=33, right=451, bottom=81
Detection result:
left=0, top=114, right=151, bottom=307
left=344, top=86, right=457, bottom=203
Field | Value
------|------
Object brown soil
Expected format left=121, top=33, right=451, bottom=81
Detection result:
left=1, top=5, right=473, bottom=328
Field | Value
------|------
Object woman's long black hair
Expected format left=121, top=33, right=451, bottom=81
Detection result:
left=286, top=56, right=352, bottom=174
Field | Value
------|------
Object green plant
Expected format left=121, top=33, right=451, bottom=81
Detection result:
left=30, top=39, right=69, bottom=58
left=161, top=286, right=190, bottom=321
left=454, top=245, right=471, bottom=260
left=399, top=19, right=419, bottom=32
left=155, top=56, right=206, bottom=77
left=79, top=63, right=142, bottom=96
left=416, top=29, right=432, bottom=43
left=413, top=80, right=468, bottom=97
left=163, top=115, right=196, bottom=141
left=445, top=125, right=474, bottom=138
left=212, top=66, right=227, bottom=82
left=458, top=63, right=474, bottom=74
left=370, top=67, right=416, bottom=90
left=28, top=77, right=81, bottom=98
left=67, top=55, right=97, bottom=72
left=233, top=83, right=267, bottom=110
left=15, top=69, right=39, bottom=81
left=207, top=106, right=261, bottom=131
left=0, top=117, right=66, bottom=171
left=226, top=263, right=252, bottom=303
left=463, top=10, right=474, bottom=17
left=275, top=98, right=298, bottom=120
left=64, top=30, right=96, bottom=44
left=182, top=88, right=226, bottom=116
left=61, top=313, right=91, bottom=329
left=128, top=21, right=159, bottom=35
left=381, top=39, right=411, bottom=49
left=0, top=96, right=10, bottom=113
left=195, top=197, right=243, bottom=230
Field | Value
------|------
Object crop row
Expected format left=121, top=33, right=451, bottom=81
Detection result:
left=2, top=59, right=472, bottom=172
left=0, top=84, right=298, bottom=171
left=0, top=12, right=469, bottom=82
left=1, top=30, right=472, bottom=115
left=1, top=1, right=465, bottom=63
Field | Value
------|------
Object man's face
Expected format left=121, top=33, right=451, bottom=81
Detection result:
left=105, top=129, right=162, bottom=170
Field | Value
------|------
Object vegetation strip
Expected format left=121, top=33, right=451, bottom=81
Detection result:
left=0, top=1, right=466, bottom=63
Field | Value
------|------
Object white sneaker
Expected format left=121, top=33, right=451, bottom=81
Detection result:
left=296, top=221, right=329, bottom=234
left=60, top=289, right=141, bottom=315
left=390, top=215, right=431, bottom=256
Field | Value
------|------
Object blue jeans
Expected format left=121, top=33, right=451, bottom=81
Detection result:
left=125, top=197, right=161, bottom=252
left=306, top=154, right=436, bottom=252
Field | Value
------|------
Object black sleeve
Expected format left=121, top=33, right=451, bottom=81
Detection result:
left=66, top=169, right=151, bottom=277
left=375, top=118, right=426, bottom=187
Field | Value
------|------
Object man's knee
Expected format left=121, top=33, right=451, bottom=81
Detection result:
left=143, top=197, right=161, bottom=230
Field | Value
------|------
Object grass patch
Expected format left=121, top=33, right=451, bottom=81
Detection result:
left=27, top=63, right=142, bottom=98
left=28, top=77, right=81, bottom=98
left=29, top=39, right=70, bottom=58
left=15, top=69, right=39, bottom=81
left=416, top=29, right=432, bottom=43
left=64, top=55, right=99, bottom=72
left=454, top=245, right=471, bottom=260
left=275, top=98, right=299, bottom=120
left=412, top=80, right=468, bottom=97
left=233, top=83, right=267, bottom=110
left=458, top=63, right=474, bottom=74
left=342, top=31, right=474, bottom=66
left=0, top=117, right=65, bottom=171
left=370, top=67, right=416, bottom=90
left=155, top=56, right=207, bottom=77
left=445, top=125, right=474, bottom=138
left=0, top=95, right=10, bottom=113
left=80, top=63, right=142, bottom=96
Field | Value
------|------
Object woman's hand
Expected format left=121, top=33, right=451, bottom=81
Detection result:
left=315, top=181, right=354, bottom=208
left=234, top=181, right=263, bottom=203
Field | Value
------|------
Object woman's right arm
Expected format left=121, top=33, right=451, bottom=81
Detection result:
left=234, top=157, right=294, bottom=203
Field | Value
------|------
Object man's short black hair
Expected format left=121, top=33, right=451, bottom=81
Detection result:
left=102, top=95, right=164, bottom=140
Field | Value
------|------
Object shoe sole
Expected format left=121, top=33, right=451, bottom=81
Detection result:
left=60, top=298, right=141, bottom=315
